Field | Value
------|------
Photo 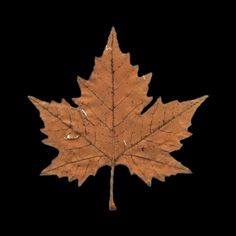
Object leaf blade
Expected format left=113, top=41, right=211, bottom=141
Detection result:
left=28, top=27, right=208, bottom=209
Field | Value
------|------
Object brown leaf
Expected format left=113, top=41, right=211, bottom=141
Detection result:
left=28, top=27, right=208, bottom=210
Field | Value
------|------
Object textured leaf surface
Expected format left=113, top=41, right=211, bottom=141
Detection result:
left=29, top=27, right=208, bottom=210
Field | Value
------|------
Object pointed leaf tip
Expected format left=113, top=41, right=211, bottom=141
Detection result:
left=106, top=26, right=119, bottom=50
left=77, top=75, right=84, bottom=82
left=110, top=26, right=117, bottom=35
left=28, top=95, right=40, bottom=104
left=201, top=95, right=209, bottom=101
left=195, top=95, right=209, bottom=104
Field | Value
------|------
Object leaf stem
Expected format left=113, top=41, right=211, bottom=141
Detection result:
left=109, top=164, right=116, bottom=210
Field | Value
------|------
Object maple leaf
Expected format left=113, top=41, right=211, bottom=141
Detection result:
left=28, top=27, right=208, bottom=210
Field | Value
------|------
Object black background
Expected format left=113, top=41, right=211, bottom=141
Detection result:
left=4, top=2, right=224, bottom=234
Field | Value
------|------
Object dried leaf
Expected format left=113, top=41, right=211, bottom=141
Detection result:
left=28, top=27, right=208, bottom=210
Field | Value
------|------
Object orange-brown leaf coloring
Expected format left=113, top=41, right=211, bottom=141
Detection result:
left=29, top=27, right=208, bottom=210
